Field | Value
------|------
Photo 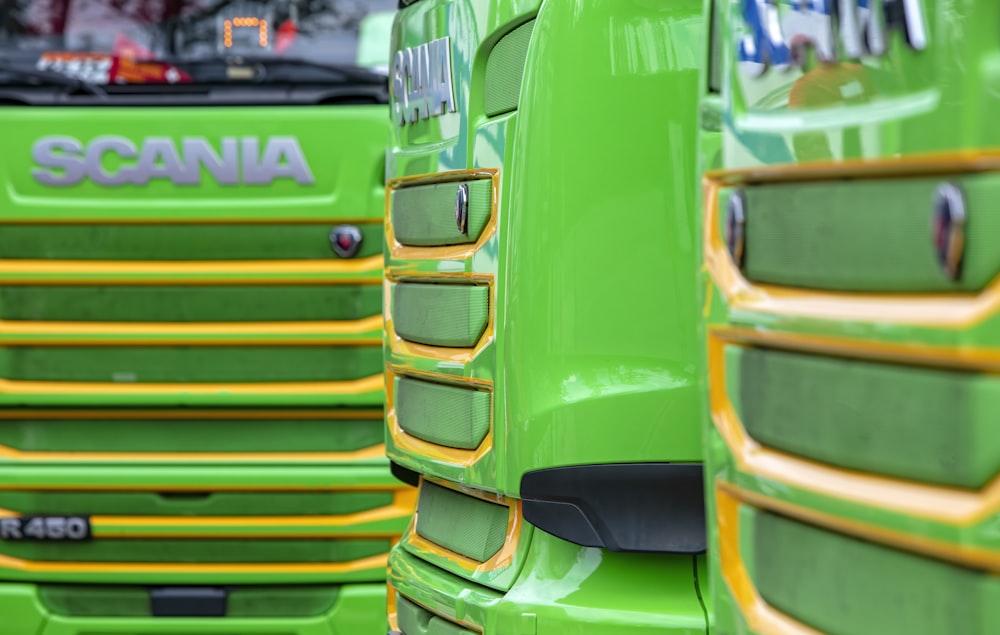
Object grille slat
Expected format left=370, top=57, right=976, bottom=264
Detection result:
left=0, top=285, right=381, bottom=323
left=0, top=223, right=383, bottom=261
left=395, top=377, right=490, bottom=450
left=392, top=282, right=489, bottom=348
left=415, top=482, right=507, bottom=563
left=0, top=538, right=390, bottom=563
left=731, top=345, right=1000, bottom=489
left=391, top=179, right=492, bottom=247
left=729, top=174, right=1000, bottom=292
left=751, top=507, right=1000, bottom=635
left=0, top=345, right=382, bottom=383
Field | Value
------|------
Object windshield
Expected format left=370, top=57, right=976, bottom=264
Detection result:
left=0, top=0, right=396, bottom=87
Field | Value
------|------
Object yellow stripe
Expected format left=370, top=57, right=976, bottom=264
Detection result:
left=0, top=316, right=382, bottom=346
left=0, top=256, right=382, bottom=285
left=0, top=443, right=387, bottom=463
left=0, top=553, right=389, bottom=574
left=715, top=486, right=825, bottom=635
left=0, top=217, right=385, bottom=226
left=0, top=409, right=383, bottom=420
left=387, top=581, right=400, bottom=632
left=0, top=483, right=404, bottom=492
left=0, top=373, right=383, bottom=395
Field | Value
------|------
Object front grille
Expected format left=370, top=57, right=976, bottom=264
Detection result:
left=0, top=217, right=402, bottom=583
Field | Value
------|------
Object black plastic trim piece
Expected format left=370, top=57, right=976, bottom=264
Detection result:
left=520, top=463, right=706, bottom=554
left=150, top=587, right=227, bottom=617
left=390, top=461, right=421, bottom=488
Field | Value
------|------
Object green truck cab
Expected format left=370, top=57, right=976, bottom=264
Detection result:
left=0, top=2, right=409, bottom=633
left=700, top=1, right=1000, bottom=634
left=384, top=1, right=709, bottom=633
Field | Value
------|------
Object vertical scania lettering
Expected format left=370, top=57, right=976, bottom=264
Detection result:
left=0, top=2, right=410, bottom=633
left=699, top=1, right=1000, bottom=634
left=384, top=1, right=710, bottom=633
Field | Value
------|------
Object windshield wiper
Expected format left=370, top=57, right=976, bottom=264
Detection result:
left=0, top=62, right=107, bottom=97
left=239, top=57, right=388, bottom=83
left=171, top=56, right=388, bottom=85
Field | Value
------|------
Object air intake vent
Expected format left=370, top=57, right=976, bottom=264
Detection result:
left=484, top=21, right=535, bottom=117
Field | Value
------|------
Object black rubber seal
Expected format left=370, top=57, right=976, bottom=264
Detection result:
left=390, top=461, right=421, bottom=488
left=520, top=463, right=706, bottom=554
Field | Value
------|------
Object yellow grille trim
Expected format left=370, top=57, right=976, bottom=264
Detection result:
left=0, top=316, right=382, bottom=346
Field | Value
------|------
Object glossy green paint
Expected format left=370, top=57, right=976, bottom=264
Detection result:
left=386, top=0, right=705, bottom=494
left=386, top=0, right=709, bottom=633
left=391, top=534, right=710, bottom=635
left=700, top=1, right=1000, bottom=633
left=0, top=102, right=399, bottom=632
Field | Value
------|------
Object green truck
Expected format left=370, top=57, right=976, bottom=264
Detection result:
left=383, top=1, right=709, bottom=633
left=386, top=0, right=997, bottom=633
left=0, top=2, right=410, bottom=634
left=702, top=1, right=1000, bottom=634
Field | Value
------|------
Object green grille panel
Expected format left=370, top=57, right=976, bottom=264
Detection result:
left=750, top=507, right=1000, bottom=635
left=731, top=174, right=1000, bottom=291
left=731, top=345, right=1000, bottom=489
left=397, top=594, right=475, bottom=635
left=0, top=346, right=382, bottom=383
left=0, top=412, right=383, bottom=454
left=395, top=377, right=490, bottom=450
left=391, top=180, right=492, bottom=246
left=0, top=538, right=389, bottom=563
left=39, top=585, right=340, bottom=617
left=393, top=283, right=489, bottom=348
left=0, top=490, right=393, bottom=517
left=0, top=285, right=381, bottom=322
left=40, top=585, right=147, bottom=617
left=484, top=21, right=535, bottom=117
left=0, top=224, right=382, bottom=261
left=415, top=482, right=507, bottom=563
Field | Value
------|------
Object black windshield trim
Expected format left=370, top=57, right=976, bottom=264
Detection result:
left=0, top=83, right=389, bottom=107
